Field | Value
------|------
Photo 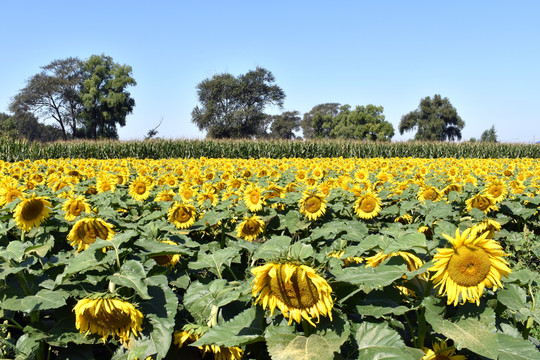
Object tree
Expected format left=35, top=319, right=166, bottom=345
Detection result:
left=191, top=67, right=285, bottom=138
left=399, top=94, right=464, bottom=141
left=0, top=112, right=63, bottom=141
left=79, top=54, right=136, bottom=139
left=480, top=125, right=497, bottom=142
left=267, top=111, right=301, bottom=139
left=301, top=103, right=340, bottom=139
left=9, top=57, right=84, bottom=140
left=330, top=104, right=394, bottom=140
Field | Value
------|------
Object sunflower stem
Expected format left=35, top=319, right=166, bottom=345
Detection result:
left=403, top=313, right=417, bottom=346
left=416, top=307, right=427, bottom=349
left=0, top=317, right=24, bottom=331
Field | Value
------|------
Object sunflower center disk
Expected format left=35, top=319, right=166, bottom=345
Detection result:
left=250, top=192, right=260, bottom=204
left=135, top=184, right=146, bottom=194
left=424, top=190, right=437, bottom=200
left=86, top=307, right=132, bottom=329
left=245, top=220, right=259, bottom=235
left=305, top=196, right=321, bottom=213
left=70, top=202, right=84, bottom=216
left=175, top=208, right=191, bottom=222
left=473, top=197, right=489, bottom=211
left=21, top=200, right=44, bottom=221
left=360, top=197, right=376, bottom=212
left=447, top=246, right=492, bottom=287
left=269, top=267, right=319, bottom=309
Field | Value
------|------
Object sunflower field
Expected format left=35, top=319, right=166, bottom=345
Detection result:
left=1, top=156, right=539, bottom=359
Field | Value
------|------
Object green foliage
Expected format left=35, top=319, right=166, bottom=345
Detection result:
left=192, top=67, right=285, bottom=138
left=0, top=112, right=64, bottom=142
left=267, top=111, right=301, bottom=139
left=80, top=54, right=136, bottom=140
left=481, top=125, right=498, bottom=142
left=399, top=94, right=464, bottom=141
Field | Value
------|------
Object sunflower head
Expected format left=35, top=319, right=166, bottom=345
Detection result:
left=73, top=297, right=143, bottom=343
left=299, top=188, right=327, bottom=221
left=237, top=215, right=265, bottom=241
left=418, top=186, right=441, bottom=202
left=466, top=193, right=498, bottom=214
left=62, top=195, right=91, bottom=221
left=0, top=180, right=25, bottom=207
left=429, top=228, right=511, bottom=306
left=353, top=191, right=382, bottom=219
left=251, top=262, right=333, bottom=326
left=422, top=339, right=466, bottom=360
left=13, top=193, right=52, bottom=231
left=152, top=240, right=181, bottom=267
left=129, top=176, right=153, bottom=201
left=167, top=202, right=197, bottom=229
left=67, top=217, right=115, bottom=252
left=244, top=184, right=264, bottom=212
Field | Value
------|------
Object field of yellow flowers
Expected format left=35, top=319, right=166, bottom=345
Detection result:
left=1, top=156, right=539, bottom=359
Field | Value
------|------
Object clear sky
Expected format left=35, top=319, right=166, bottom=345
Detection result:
left=1, top=1, right=539, bottom=143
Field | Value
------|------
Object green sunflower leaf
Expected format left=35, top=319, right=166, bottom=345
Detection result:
left=108, top=260, right=151, bottom=300
left=1, top=289, right=69, bottom=312
left=355, top=321, right=423, bottom=360
left=497, top=333, right=540, bottom=360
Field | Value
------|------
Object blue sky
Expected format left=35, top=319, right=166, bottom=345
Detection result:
left=1, top=1, right=539, bottom=142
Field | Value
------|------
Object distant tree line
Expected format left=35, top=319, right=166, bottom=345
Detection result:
left=1, top=54, right=135, bottom=141
left=191, top=67, right=468, bottom=142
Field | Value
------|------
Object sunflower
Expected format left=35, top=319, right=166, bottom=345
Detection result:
left=62, top=195, right=92, bottom=221
left=154, top=189, right=176, bottom=202
left=484, top=179, right=507, bottom=202
left=129, top=176, right=153, bottom=201
left=96, top=174, right=117, bottom=193
left=174, top=330, right=243, bottom=360
left=353, top=191, right=382, bottom=219
left=73, top=297, right=143, bottom=342
left=13, top=193, right=52, bottom=231
left=299, top=188, right=327, bottom=221
left=418, top=186, right=441, bottom=202
left=470, top=219, right=501, bottom=239
left=236, top=215, right=265, bottom=241
left=465, top=193, right=498, bottom=214
left=429, top=228, right=511, bottom=306
left=251, top=262, right=333, bottom=326
left=244, top=184, right=264, bottom=212
left=67, top=218, right=115, bottom=251
left=152, top=240, right=181, bottom=267
left=168, top=202, right=197, bottom=229
left=0, top=181, right=25, bottom=207
left=422, top=339, right=466, bottom=360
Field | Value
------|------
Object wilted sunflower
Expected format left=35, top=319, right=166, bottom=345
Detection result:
left=152, top=240, right=181, bottom=267
left=67, top=217, right=115, bottom=251
left=365, top=250, right=423, bottom=271
left=465, top=193, right=498, bottom=214
left=13, top=193, right=52, bottom=231
left=299, top=188, right=327, bottom=221
left=429, top=228, right=511, bottom=306
left=236, top=215, right=265, bottom=241
left=251, top=262, right=333, bottom=326
left=422, top=339, right=466, bottom=360
left=129, top=176, right=153, bottom=201
left=353, top=191, right=382, bottom=219
left=244, top=184, right=264, bottom=212
left=73, top=297, right=143, bottom=342
left=204, top=344, right=243, bottom=360
left=62, top=195, right=91, bottom=221
left=168, top=202, right=197, bottom=229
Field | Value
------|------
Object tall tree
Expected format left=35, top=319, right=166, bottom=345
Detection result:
left=480, top=125, right=497, bottom=142
left=191, top=67, right=285, bottom=138
left=301, top=103, right=340, bottom=139
left=0, top=112, right=63, bottom=141
left=399, top=94, right=464, bottom=141
left=268, top=111, right=301, bottom=139
left=79, top=54, right=136, bottom=139
left=9, top=57, right=84, bottom=140
left=330, top=104, right=394, bottom=140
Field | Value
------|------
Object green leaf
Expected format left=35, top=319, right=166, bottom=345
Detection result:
left=0, top=240, right=25, bottom=261
left=183, top=280, right=241, bottom=323
left=108, top=260, right=151, bottom=300
left=423, top=296, right=499, bottom=358
left=334, top=262, right=408, bottom=297
left=253, top=235, right=291, bottom=260
left=265, top=313, right=350, bottom=360
left=498, top=284, right=527, bottom=312
left=192, top=306, right=265, bottom=347
left=56, top=239, right=115, bottom=282
left=189, top=247, right=239, bottom=277
left=1, top=289, right=69, bottom=312
left=24, top=233, right=55, bottom=257
left=497, top=333, right=540, bottom=360
left=355, top=321, right=422, bottom=360
left=140, top=275, right=178, bottom=359
left=384, top=233, right=427, bottom=253
left=288, top=242, right=314, bottom=261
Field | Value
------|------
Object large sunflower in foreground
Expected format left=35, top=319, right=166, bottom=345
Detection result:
left=422, top=339, right=466, bottom=360
left=353, top=191, right=382, bottom=219
left=167, top=202, right=197, bottom=229
left=299, top=188, right=327, bottom=221
left=236, top=215, right=265, bottom=241
left=13, top=193, right=52, bottom=231
left=251, top=262, right=333, bottom=326
left=67, top=217, right=115, bottom=251
left=73, top=297, right=143, bottom=342
left=429, top=228, right=511, bottom=306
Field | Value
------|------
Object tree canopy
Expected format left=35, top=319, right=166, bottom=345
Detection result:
left=399, top=94, right=464, bottom=141
left=267, top=111, right=301, bottom=139
left=301, top=103, right=394, bottom=140
left=0, top=112, right=63, bottom=141
left=9, top=55, right=135, bottom=141
left=191, top=67, right=285, bottom=138
left=480, top=125, right=498, bottom=142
